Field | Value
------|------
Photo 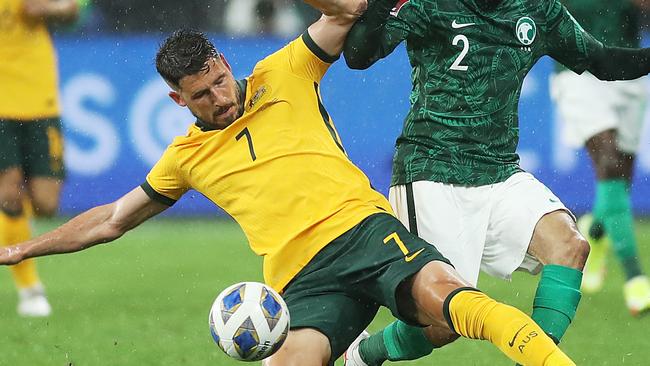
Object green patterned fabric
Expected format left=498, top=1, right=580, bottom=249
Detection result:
left=373, top=0, right=604, bottom=186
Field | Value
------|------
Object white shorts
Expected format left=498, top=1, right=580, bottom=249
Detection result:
left=388, top=172, right=572, bottom=286
left=550, top=70, right=647, bottom=153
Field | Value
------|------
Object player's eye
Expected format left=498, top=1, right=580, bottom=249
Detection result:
left=192, top=90, right=208, bottom=100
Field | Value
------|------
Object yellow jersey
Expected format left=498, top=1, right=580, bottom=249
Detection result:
left=144, top=33, right=392, bottom=292
left=0, top=0, right=60, bottom=119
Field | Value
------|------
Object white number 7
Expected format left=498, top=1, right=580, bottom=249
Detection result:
left=450, top=34, right=469, bottom=71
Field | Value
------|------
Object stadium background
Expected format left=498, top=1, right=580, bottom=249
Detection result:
left=56, top=35, right=650, bottom=216
left=2, top=2, right=650, bottom=365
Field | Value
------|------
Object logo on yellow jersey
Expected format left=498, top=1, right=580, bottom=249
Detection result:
left=246, top=85, right=271, bottom=113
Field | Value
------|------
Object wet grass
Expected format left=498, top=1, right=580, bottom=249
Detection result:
left=1, top=218, right=649, bottom=365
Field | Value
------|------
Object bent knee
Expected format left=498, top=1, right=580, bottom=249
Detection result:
left=31, top=202, right=58, bottom=217
left=546, top=234, right=590, bottom=269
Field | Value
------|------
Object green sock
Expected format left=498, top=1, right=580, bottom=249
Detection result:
left=358, top=320, right=434, bottom=365
left=531, top=265, right=582, bottom=342
left=593, top=179, right=644, bottom=280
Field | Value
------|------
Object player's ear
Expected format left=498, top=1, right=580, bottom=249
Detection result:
left=219, top=53, right=232, bottom=72
left=168, top=91, right=186, bottom=107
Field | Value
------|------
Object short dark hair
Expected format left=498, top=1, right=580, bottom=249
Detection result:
left=155, top=29, right=218, bottom=88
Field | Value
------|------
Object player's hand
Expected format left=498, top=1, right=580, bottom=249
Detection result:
left=0, top=245, right=24, bottom=266
left=304, top=0, right=367, bottom=17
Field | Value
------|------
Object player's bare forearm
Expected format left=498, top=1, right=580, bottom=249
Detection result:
left=0, top=204, right=122, bottom=265
left=23, top=0, right=79, bottom=23
left=303, top=0, right=366, bottom=17
left=0, top=187, right=167, bottom=265
left=306, top=1, right=368, bottom=57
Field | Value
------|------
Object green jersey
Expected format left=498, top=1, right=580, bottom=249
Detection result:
left=377, top=0, right=603, bottom=186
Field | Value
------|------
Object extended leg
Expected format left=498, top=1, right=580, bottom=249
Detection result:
left=527, top=210, right=589, bottom=343
left=0, top=167, right=51, bottom=316
left=408, top=261, right=575, bottom=365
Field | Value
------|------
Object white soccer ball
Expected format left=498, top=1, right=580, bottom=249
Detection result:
left=209, top=282, right=290, bottom=361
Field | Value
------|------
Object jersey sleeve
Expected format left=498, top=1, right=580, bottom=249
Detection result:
left=543, top=0, right=604, bottom=74
left=255, top=32, right=337, bottom=83
left=344, top=0, right=431, bottom=69
left=142, top=148, right=189, bottom=206
left=384, top=0, right=431, bottom=47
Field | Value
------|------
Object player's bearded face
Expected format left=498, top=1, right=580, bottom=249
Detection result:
left=175, top=57, right=243, bottom=130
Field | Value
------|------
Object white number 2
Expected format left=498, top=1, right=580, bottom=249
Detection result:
left=450, top=34, right=469, bottom=71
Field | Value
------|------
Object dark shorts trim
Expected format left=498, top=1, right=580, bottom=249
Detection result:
left=140, top=182, right=177, bottom=206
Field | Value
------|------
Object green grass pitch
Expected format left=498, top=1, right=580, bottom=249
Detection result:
left=1, top=217, right=649, bottom=365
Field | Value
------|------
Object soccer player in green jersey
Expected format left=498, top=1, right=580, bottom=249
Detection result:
left=0, top=1, right=580, bottom=365
left=550, top=0, right=650, bottom=316
left=342, top=0, right=650, bottom=365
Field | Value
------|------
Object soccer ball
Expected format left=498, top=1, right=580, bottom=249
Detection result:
left=209, top=282, right=290, bottom=361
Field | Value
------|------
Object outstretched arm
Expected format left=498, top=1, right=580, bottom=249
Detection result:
left=303, top=0, right=367, bottom=57
left=585, top=45, right=650, bottom=81
left=546, top=0, right=650, bottom=81
left=0, top=187, right=168, bottom=265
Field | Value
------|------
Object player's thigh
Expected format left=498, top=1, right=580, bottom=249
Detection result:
left=550, top=71, right=619, bottom=149
left=22, top=117, right=65, bottom=182
left=0, top=167, right=25, bottom=208
left=343, top=213, right=459, bottom=327
left=27, top=177, right=62, bottom=216
left=264, top=328, right=331, bottom=366
left=389, top=182, right=490, bottom=285
left=483, top=172, right=572, bottom=279
left=281, top=243, right=381, bottom=362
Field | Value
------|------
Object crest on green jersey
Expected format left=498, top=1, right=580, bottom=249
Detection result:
left=515, top=17, right=536, bottom=45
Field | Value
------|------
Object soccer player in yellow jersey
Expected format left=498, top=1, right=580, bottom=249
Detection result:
left=0, top=1, right=575, bottom=365
left=0, top=0, right=79, bottom=317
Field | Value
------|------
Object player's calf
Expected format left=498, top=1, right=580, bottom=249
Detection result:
left=407, top=262, right=576, bottom=365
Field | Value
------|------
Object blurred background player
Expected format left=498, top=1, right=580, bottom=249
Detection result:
left=550, top=0, right=650, bottom=315
left=343, top=0, right=650, bottom=365
left=0, top=0, right=79, bottom=317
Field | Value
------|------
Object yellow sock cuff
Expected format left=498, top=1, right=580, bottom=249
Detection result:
left=446, top=289, right=575, bottom=366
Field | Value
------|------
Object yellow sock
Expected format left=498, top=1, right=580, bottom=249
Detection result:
left=446, top=289, right=575, bottom=366
left=0, top=207, right=40, bottom=288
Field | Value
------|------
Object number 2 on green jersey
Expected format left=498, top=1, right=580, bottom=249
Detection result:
left=450, top=34, right=470, bottom=71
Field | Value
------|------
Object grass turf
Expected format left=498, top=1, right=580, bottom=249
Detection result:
left=1, top=218, right=649, bottom=365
